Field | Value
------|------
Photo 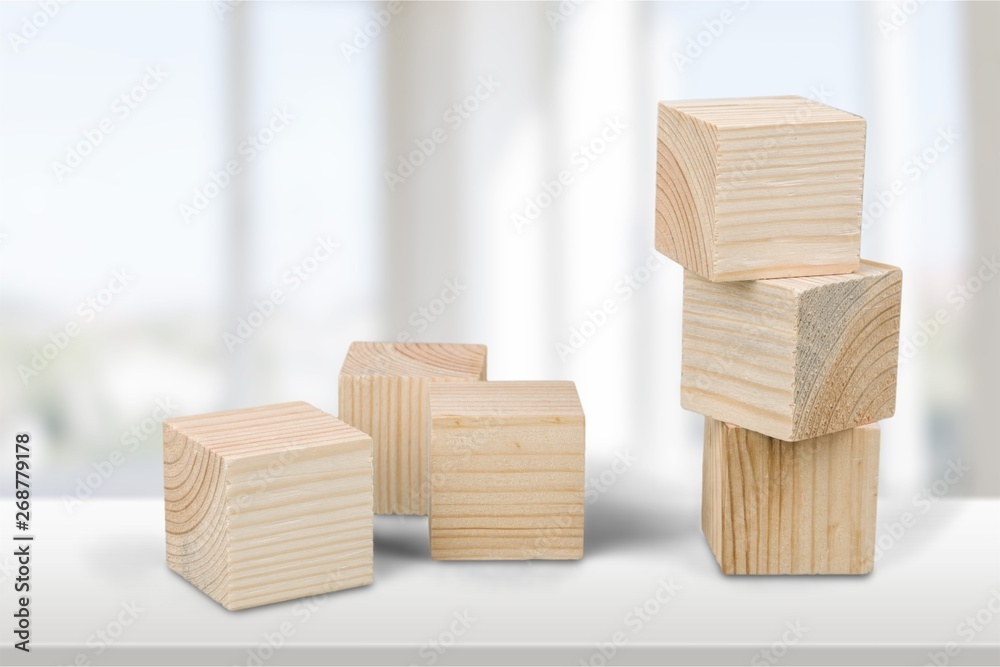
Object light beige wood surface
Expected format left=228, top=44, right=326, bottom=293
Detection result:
left=163, top=401, right=373, bottom=610
left=681, top=259, right=902, bottom=441
left=702, top=417, right=879, bottom=575
left=656, top=96, right=867, bottom=281
left=338, top=342, right=488, bottom=515
left=428, top=381, right=585, bottom=560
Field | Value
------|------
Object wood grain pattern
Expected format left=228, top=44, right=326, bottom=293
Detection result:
left=428, top=381, right=585, bottom=560
left=163, top=402, right=373, bottom=610
left=702, top=417, right=879, bottom=575
left=338, top=342, right=487, bottom=515
left=656, top=96, right=866, bottom=281
left=681, top=259, right=902, bottom=441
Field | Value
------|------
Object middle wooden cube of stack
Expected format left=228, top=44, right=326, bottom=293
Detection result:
left=681, top=260, right=902, bottom=442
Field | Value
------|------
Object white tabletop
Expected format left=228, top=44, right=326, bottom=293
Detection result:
left=3, top=490, right=998, bottom=666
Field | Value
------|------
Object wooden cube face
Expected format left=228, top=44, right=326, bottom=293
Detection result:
left=338, top=342, right=488, bottom=515
left=702, top=418, right=879, bottom=575
left=681, top=260, right=902, bottom=441
left=163, top=402, right=373, bottom=610
left=655, top=96, right=866, bottom=281
left=428, top=381, right=585, bottom=560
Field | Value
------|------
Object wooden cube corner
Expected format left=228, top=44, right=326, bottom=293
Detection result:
left=163, top=402, right=373, bottom=610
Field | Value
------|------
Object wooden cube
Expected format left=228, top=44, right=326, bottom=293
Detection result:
left=428, top=381, right=585, bottom=560
left=681, top=260, right=902, bottom=441
left=163, top=402, right=373, bottom=610
left=339, top=342, right=487, bottom=515
left=702, top=418, right=879, bottom=575
left=656, top=96, right=867, bottom=281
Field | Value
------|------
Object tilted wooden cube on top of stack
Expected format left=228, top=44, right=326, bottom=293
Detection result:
left=655, top=95, right=902, bottom=575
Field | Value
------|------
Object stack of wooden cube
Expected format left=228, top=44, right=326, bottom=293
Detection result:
left=654, top=96, right=902, bottom=575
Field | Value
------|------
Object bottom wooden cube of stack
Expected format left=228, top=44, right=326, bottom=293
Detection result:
left=702, top=417, right=879, bottom=575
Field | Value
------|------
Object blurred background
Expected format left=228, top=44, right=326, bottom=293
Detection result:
left=1, top=1, right=997, bottom=508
